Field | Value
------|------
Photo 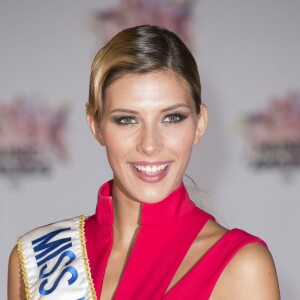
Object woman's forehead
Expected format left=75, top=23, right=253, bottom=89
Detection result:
left=102, top=72, right=194, bottom=115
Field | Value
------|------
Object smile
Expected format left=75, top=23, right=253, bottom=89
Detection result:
left=129, top=161, right=172, bottom=183
left=132, top=163, right=168, bottom=174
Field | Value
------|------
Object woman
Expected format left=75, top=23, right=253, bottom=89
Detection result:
left=8, top=25, right=280, bottom=299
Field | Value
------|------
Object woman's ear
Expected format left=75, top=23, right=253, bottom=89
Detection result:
left=194, top=104, right=208, bottom=144
left=86, top=115, right=106, bottom=146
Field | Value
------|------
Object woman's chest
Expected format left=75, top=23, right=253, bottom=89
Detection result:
left=85, top=212, right=215, bottom=299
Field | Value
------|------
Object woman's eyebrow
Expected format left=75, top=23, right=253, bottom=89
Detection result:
left=161, top=104, right=191, bottom=112
left=108, top=104, right=191, bottom=115
left=109, top=108, right=138, bottom=114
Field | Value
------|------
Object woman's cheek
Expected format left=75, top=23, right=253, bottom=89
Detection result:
left=167, top=129, right=195, bottom=147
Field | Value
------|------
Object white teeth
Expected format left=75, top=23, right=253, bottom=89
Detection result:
left=133, top=163, right=168, bottom=173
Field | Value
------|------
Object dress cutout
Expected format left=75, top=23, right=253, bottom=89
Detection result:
left=85, top=180, right=266, bottom=299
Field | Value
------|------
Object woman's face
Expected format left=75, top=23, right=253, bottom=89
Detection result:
left=89, top=71, right=207, bottom=204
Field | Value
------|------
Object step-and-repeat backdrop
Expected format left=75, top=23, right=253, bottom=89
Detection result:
left=1, top=1, right=299, bottom=298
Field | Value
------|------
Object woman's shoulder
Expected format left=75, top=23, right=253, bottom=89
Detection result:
left=199, top=218, right=268, bottom=250
left=204, top=221, right=281, bottom=299
left=211, top=241, right=280, bottom=299
left=8, top=215, right=95, bottom=300
left=8, top=215, right=85, bottom=295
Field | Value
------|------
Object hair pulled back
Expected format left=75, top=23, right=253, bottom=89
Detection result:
left=86, top=25, right=201, bottom=120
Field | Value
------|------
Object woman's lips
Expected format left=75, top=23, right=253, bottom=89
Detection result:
left=129, top=161, right=172, bottom=183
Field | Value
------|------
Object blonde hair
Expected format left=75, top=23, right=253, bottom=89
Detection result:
left=86, top=25, right=201, bottom=121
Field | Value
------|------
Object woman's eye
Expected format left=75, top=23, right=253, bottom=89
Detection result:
left=114, top=116, right=137, bottom=125
left=163, top=113, right=187, bottom=124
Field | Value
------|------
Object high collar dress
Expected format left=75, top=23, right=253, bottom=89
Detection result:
left=84, top=180, right=266, bottom=299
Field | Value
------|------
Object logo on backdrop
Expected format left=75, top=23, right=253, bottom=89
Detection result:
left=240, top=92, right=300, bottom=175
left=0, top=96, right=70, bottom=180
left=86, top=0, right=197, bottom=46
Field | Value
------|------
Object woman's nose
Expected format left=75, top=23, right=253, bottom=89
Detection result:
left=136, top=125, right=162, bottom=156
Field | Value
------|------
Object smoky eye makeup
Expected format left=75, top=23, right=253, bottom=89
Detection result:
left=112, top=114, right=137, bottom=125
left=111, top=109, right=190, bottom=126
left=162, top=112, right=189, bottom=124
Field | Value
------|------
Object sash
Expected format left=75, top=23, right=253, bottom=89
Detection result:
left=18, top=216, right=97, bottom=300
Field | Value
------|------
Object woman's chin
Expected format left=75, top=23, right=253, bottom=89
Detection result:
left=128, top=180, right=181, bottom=204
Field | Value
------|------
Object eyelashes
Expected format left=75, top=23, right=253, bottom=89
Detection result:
left=162, top=113, right=188, bottom=124
left=112, top=112, right=188, bottom=126
left=113, top=115, right=137, bottom=125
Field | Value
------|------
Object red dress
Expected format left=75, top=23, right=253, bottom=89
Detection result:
left=85, top=181, right=266, bottom=299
